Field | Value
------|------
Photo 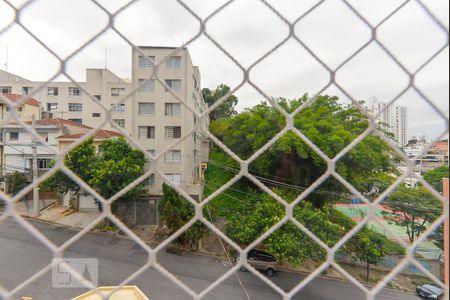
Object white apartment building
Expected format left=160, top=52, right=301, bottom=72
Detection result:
left=132, top=46, right=209, bottom=198
left=0, top=68, right=133, bottom=133
left=368, top=99, right=408, bottom=148
left=0, top=46, right=210, bottom=199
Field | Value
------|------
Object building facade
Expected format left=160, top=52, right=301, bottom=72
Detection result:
left=0, top=46, right=210, bottom=198
left=368, top=100, right=408, bottom=148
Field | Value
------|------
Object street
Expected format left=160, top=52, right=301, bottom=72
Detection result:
left=0, top=217, right=420, bottom=300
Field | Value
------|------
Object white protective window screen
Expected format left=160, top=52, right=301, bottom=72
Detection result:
left=165, top=103, right=181, bottom=115
left=139, top=79, right=155, bottom=92
left=138, top=126, right=155, bottom=139
left=164, top=126, right=181, bottom=139
left=112, top=104, right=125, bottom=112
left=139, top=56, right=155, bottom=68
left=138, top=102, right=156, bottom=115
left=165, top=150, right=181, bottom=163
left=165, top=173, right=181, bottom=186
left=113, top=119, right=125, bottom=128
left=166, top=56, right=181, bottom=69
left=165, top=80, right=181, bottom=92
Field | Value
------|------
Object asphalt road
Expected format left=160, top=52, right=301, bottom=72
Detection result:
left=0, top=217, right=420, bottom=300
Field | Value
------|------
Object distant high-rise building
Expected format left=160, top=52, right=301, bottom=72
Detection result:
left=368, top=99, right=408, bottom=148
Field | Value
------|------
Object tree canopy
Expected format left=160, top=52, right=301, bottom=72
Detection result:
left=382, top=185, right=442, bottom=243
left=210, top=95, right=398, bottom=207
left=423, top=165, right=449, bottom=194
left=43, top=137, right=145, bottom=211
left=202, top=84, right=238, bottom=121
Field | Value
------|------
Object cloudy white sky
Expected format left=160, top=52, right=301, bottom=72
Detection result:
left=0, top=0, right=448, bottom=139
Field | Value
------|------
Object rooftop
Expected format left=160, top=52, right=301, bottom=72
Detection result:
left=1, top=93, right=40, bottom=107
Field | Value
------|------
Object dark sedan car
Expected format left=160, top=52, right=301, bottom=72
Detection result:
left=416, top=284, right=444, bottom=299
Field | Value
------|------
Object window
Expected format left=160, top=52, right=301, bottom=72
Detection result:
left=47, top=87, right=58, bottom=96
left=165, top=126, right=181, bottom=139
left=47, top=103, right=58, bottom=112
left=0, top=86, right=11, bottom=93
left=113, top=119, right=125, bottom=128
left=68, top=103, right=82, bottom=112
left=166, top=56, right=181, bottom=69
left=165, top=103, right=181, bottom=115
left=138, top=79, right=155, bottom=92
left=92, top=113, right=101, bottom=117
left=27, top=158, right=52, bottom=170
left=94, top=95, right=101, bottom=101
left=165, top=80, right=181, bottom=92
left=138, top=102, right=156, bottom=115
left=138, top=126, right=155, bottom=139
left=111, top=88, right=125, bottom=96
left=69, top=118, right=82, bottom=124
left=38, top=132, right=49, bottom=142
left=9, top=132, right=19, bottom=141
left=139, top=56, right=155, bottom=68
left=165, top=173, right=181, bottom=186
left=165, top=150, right=181, bottom=163
left=68, top=87, right=81, bottom=96
left=112, top=104, right=125, bottom=112
left=22, top=86, right=33, bottom=95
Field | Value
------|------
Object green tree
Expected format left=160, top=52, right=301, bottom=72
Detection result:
left=10, top=171, right=27, bottom=196
left=348, top=229, right=386, bottom=281
left=382, top=185, right=441, bottom=243
left=210, top=95, right=398, bottom=207
left=202, top=84, right=238, bottom=121
left=90, top=137, right=146, bottom=210
left=423, top=166, right=449, bottom=194
left=159, top=183, right=205, bottom=247
left=43, top=137, right=145, bottom=211
left=42, top=138, right=97, bottom=195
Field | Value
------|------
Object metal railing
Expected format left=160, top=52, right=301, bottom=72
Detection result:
left=0, top=0, right=448, bottom=299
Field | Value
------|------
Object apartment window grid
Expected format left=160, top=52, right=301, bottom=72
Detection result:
left=68, top=87, right=81, bottom=96
left=111, top=104, right=125, bottom=113
left=0, top=2, right=447, bottom=300
left=111, top=88, right=125, bottom=96
left=0, top=86, right=11, bottom=93
left=138, top=79, right=155, bottom=92
left=165, top=79, right=181, bottom=92
left=139, top=55, right=155, bottom=68
left=68, top=103, right=82, bottom=112
left=164, top=126, right=181, bottom=140
left=165, top=102, right=181, bottom=116
left=138, top=102, right=156, bottom=115
left=113, top=119, right=125, bottom=128
left=68, top=118, right=82, bottom=124
left=165, top=173, right=181, bottom=186
left=21, top=86, right=33, bottom=95
left=92, top=113, right=101, bottom=118
left=47, top=87, right=58, bottom=96
left=166, top=56, right=182, bottom=69
left=47, top=103, right=57, bottom=112
left=164, top=150, right=181, bottom=164
left=138, top=126, right=155, bottom=139
left=9, top=132, right=19, bottom=141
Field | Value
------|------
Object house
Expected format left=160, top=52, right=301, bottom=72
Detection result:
left=0, top=93, right=41, bottom=122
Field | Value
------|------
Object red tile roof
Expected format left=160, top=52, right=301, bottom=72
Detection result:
left=57, top=129, right=122, bottom=140
left=25, top=118, right=92, bottom=129
left=432, top=141, right=449, bottom=152
left=1, top=93, right=40, bottom=107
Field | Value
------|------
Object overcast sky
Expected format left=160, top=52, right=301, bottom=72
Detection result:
left=0, top=0, right=448, bottom=140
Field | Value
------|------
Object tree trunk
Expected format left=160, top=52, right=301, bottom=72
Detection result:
left=366, top=262, right=370, bottom=282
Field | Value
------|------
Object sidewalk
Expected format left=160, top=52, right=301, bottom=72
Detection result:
left=15, top=199, right=101, bottom=229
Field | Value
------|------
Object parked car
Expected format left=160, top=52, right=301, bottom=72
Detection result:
left=235, top=249, right=278, bottom=277
left=416, top=284, right=444, bottom=299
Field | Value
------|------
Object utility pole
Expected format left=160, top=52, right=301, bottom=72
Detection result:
left=32, top=115, right=39, bottom=217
